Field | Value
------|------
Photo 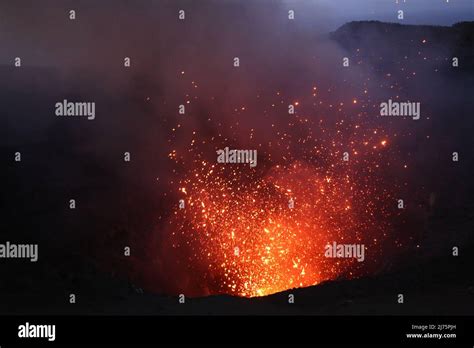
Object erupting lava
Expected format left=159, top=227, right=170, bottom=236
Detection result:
left=161, top=70, right=403, bottom=297
left=167, top=127, right=394, bottom=297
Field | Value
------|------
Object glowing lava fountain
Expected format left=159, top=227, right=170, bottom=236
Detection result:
left=168, top=157, right=392, bottom=297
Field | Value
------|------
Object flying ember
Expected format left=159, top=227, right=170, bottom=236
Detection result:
left=166, top=113, right=395, bottom=297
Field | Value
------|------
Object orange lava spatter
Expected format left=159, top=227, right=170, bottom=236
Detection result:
left=169, top=154, right=392, bottom=297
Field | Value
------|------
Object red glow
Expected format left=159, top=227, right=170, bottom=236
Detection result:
left=167, top=129, right=394, bottom=297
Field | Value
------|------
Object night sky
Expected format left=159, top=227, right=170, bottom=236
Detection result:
left=1, top=0, right=473, bottom=66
